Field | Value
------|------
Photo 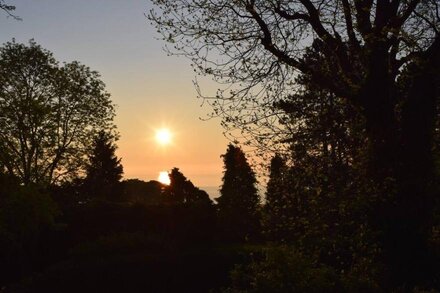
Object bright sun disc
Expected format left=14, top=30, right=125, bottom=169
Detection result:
left=155, top=128, right=172, bottom=145
left=158, top=171, right=170, bottom=185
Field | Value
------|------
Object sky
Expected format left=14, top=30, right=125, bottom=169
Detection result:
left=0, top=0, right=230, bottom=191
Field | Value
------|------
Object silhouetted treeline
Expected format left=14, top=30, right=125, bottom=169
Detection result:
left=1, top=122, right=439, bottom=292
left=0, top=130, right=263, bottom=292
left=1, top=33, right=439, bottom=292
left=150, top=1, right=440, bottom=291
left=0, top=168, right=224, bottom=292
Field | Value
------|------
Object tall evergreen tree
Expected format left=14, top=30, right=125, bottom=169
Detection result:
left=263, top=154, right=291, bottom=242
left=217, top=144, right=260, bottom=241
left=83, top=131, right=123, bottom=201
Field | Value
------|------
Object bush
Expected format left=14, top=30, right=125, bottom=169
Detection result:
left=224, top=246, right=341, bottom=293
left=69, top=231, right=163, bottom=257
left=222, top=246, right=381, bottom=293
left=0, top=185, right=58, bottom=285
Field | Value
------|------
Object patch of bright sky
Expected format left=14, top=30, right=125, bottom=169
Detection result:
left=0, top=0, right=229, bottom=189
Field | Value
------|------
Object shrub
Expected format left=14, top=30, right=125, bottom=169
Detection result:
left=224, top=246, right=341, bottom=293
left=0, top=185, right=58, bottom=285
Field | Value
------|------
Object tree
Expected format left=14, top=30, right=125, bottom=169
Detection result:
left=150, top=1, right=440, bottom=286
left=150, top=1, right=439, bottom=175
left=277, top=60, right=378, bottom=272
left=0, top=0, right=20, bottom=20
left=217, top=144, right=260, bottom=241
left=83, top=131, right=123, bottom=201
left=122, top=179, right=164, bottom=205
left=263, top=154, right=290, bottom=241
left=165, top=167, right=212, bottom=205
left=0, top=178, right=58, bottom=286
left=0, top=40, right=116, bottom=185
left=149, top=1, right=439, bottom=200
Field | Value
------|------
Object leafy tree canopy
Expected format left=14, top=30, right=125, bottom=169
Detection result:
left=0, top=40, right=116, bottom=185
left=149, top=1, right=439, bottom=165
left=122, top=179, right=165, bottom=205
left=165, top=167, right=212, bottom=205
left=150, top=2, right=439, bottom=286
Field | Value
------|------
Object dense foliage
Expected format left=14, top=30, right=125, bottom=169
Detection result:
left=1, top=1, right=439, bottom=290
left=164, top=167, right=212, bottom=206
left=150, top=0, right=440, bottom=290
left=83, top=131, right=123, bottom=201
left=217, top=144, right=260, bottom=242
left=0, top=40, right=116, bottom=185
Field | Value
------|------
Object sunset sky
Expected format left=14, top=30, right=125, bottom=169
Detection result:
left=0, top=0, right=230, bottom=190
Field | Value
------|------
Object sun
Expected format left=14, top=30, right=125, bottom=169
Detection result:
left=158, top=171, right=170, bottom=185
left=155, top=128, right=172, bottom=145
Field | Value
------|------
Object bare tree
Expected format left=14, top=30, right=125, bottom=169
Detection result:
left=0, top=0, right=20, bottom=20
left=150, top=0, right=438, bottom=170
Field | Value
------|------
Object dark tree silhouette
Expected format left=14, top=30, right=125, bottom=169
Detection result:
left=0, top=173, right=58, bottom=286
left=150, top=1, right=439, bottom=185
left=265, top=155, right=287, bottom=207
left=217, top=144, right=260, bottom=242
left=263, top=154, right=290, bottom=242
left=0, top=40, right=116, bottom=185
left=83, top=131, right=123, bottom=201
left=0, top=0, right=20, bottom=20
left=165, top=167, right=212, bottom=205
left=150, top=2, right=440, bottom=287
left=122, top=179, right=164, bottom=205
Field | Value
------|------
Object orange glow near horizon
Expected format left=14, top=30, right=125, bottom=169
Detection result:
left=0, top=1, right=230, bottom=187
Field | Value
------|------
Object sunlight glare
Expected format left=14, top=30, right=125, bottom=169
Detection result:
left=158, top=171, right=171, bottom=185
left=155, top=128, right=172, bottom=145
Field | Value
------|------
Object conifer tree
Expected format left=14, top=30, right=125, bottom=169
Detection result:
left=217, top=144, right=260, bottom=241
left=166, top=167, right=211, bottom=205
left=83, top=131, right=123, bottom=201
left=263, top=154, right=291, bottom=241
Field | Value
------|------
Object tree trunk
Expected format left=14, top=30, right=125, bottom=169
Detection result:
left=359, top=37, right=439, bottom=288
left=390, top=39, right=440, bottom=288
left=360, top=42, right=398, bottom=184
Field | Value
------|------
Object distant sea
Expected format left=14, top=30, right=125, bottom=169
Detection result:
left=201, top=186, right=220, bottom=201
left=200, top=186, right=266, bottom=203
